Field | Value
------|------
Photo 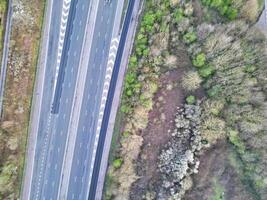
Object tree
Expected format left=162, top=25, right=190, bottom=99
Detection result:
left=113, top=158, right=123, bottom=169
left=186, top=95, right=196, bottom=104
left=193, top=53, right=206, bottom=67
left=198, top=65, right=215, bottom=78
left=182, top=71, right=202, bottom=91
left=183, top=31, right=197, bottom=44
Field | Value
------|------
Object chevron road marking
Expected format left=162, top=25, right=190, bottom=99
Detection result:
left=34, top=0, right=71, bottom=199
left=87, top=36, right=120, bottom=188
left=53, top=0, right=71, bottom=98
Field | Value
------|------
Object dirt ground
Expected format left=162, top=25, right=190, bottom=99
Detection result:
left=130, top=68, right=186, bottom=199
left=184, top=141, right=255, bottom=200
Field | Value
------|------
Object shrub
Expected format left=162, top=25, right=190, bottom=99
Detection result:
left=201, top=116, right=226, bottom=144
left=198, top=65, right=215, bottom=78
left=142, top=12, right=156, bottom=32
left=186, top=95, right=196, bottom=104
left=182, top=71, right=202, bottom=91
left=226, top=8, right=238, bottom=20
left=113, top=158, right=123, bottom=169
left=121, top=104, right=130, bottom=113
left=244, top=65, right=257, bottom=73
left=183, top=31, right=197, bottom=44
left=201, top=0, right=238, bottom=20
left=207, top=85, right=222, bottom=98
left=174, top=8, right=184, bottom=22
left=202, top=99, right=224, bottom=116
left=228, top=130, right=246, bottom=154
left=193, top=53, right=206, bottom=67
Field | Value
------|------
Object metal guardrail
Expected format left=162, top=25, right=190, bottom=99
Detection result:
left=0, top=0, right=13, bottom=118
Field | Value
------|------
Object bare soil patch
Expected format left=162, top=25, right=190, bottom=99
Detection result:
left=130, top=68, right=185, bottom=199
left=184, top=141, right=255, bottom=200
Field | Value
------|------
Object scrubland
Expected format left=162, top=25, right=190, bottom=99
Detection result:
left=105, top=0, right=266, bottom=199
left=0, top=0, right=44, bottom=199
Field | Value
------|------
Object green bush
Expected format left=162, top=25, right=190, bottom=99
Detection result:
left=198, top=65, right=215, bottom=78
left=174, top=8, right=184, bottom=22
left=244, top=65, right=257, bottom=73
left=113, top=158, right=123, bottom=169
left=186, top=95, right=196, bottom=104
left=228, top=130, right=246, bottom=154
left=129, top=56, right=138, bottom=69
left=193, top=53, right=206, bottom=67
left=142, top=11, right=156, bottom=32
left=226, top=8, right=238, bottom=20
left=183, top=31, right=197, bottom=44
left=201, top=0, right=238, bottom=20
left=120, top=104, right=130, bottom=113
left=207, top=85, right=222, bottom=97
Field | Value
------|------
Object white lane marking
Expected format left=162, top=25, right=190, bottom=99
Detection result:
left=34, top=113, right=52, bottom=199
left=52, top=0, right=71, bottom=101
left=87, top=36, right=120, bottom=186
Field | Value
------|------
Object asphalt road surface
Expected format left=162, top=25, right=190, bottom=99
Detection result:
left=66, top=1, right=119, bottom=199
left=24, top=0, right=125, bottom=199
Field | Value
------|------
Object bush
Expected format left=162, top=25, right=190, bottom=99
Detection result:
left=186, top=95, right=196, bottom=104
left=202, top=99, right=224, bottom=116
left=193, top=53, right=206, bottom=67
left=174, top=8, right=184, bottom=22
left=207, top=85, right=222, bottom=98
left=121, top=104, right=130, bottom=113
left=113, top=158, right=123, bottom=169
left=244, top=65, right=257, bottom=73
left=182, top=71, right=202, bottom=91
left=226, top=8, right=238, bottom=20
left=183, top=31, right=197, bottom=44
left=198, top=65, right=215, bottom=78
left=228, top=130, right=246, bottom=154
left=201, top=0, right=238, bottom=20
left=142, top=11, right=156, bottom=32
left=201, top=116, right=226, bottom=144
left=129, top=56, right=138, bottom=69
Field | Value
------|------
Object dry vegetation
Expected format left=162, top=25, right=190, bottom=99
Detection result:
left=0, top=0, right=44, bottom=199
left=105, top=0, right=266, bottom=199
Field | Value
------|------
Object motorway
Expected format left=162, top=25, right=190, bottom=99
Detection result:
left=22, top=0, right=126, bottom=199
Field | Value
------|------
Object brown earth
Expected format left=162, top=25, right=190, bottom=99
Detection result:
left=184, top=140, right=255, bottom=200
left=130, top=68, right=186, bottom=199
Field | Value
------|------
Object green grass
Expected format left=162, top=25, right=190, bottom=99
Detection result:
left=210, top=180, right=224, bottom=200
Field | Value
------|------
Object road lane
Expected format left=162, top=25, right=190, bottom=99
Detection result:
left=30, top=0, right=91, bottom=199
left=29, top=0, right=64, bottom=198
left=66, top=1, right=119, bottom=199
left=40, top=0, right=92, bottom=199
left=25, top=0, right=128, bottom=199
left=88, top=0, right=136, bottom=198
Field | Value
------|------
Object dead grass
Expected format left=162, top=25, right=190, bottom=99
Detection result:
left=241, top=0, right=262, bottom=22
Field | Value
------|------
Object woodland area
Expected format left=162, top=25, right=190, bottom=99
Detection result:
left=105, top=0, right=267, bottom=200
